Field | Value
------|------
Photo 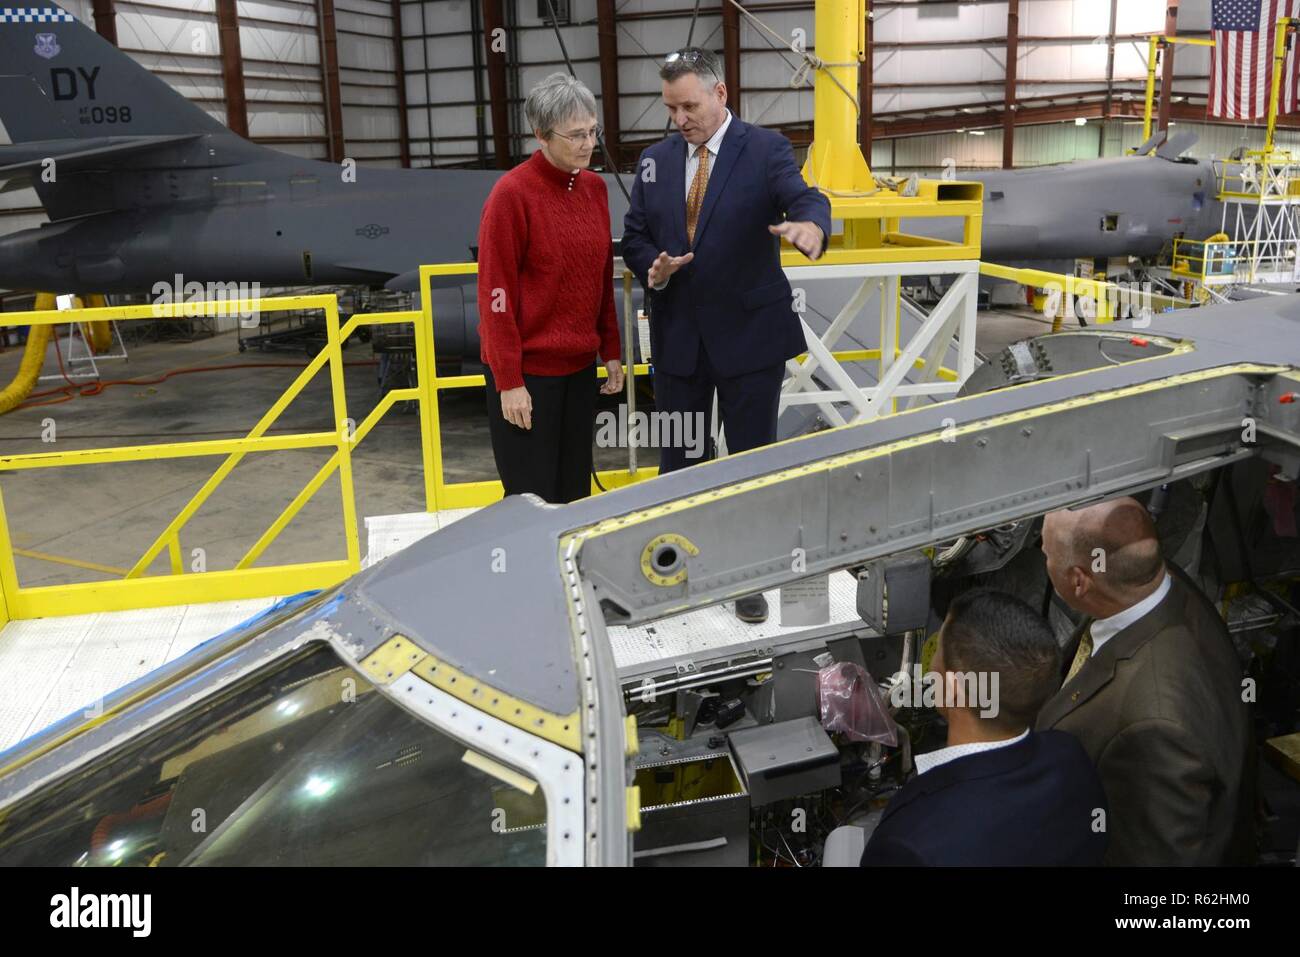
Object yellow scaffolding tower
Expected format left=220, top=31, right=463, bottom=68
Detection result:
left=771, top=0, right=985, bottom=423
left=1139, top=34, right=1215, bottom=147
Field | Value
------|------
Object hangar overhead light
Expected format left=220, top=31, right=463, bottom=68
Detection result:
left=1076, top=117, right=1088, bottom=126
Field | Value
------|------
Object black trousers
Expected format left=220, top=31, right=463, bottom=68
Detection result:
left=484, top=363, right=596, bottom=503
left=653, top=343, right=785, bottom=474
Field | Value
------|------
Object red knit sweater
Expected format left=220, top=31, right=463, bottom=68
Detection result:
left=477, top=150, right=621, bottom=391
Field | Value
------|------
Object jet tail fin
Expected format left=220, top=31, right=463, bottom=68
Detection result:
left=1156, top=131, right=1199, bottom=160
left=1133, top=130, right=1200, bottom=161
left=0, top=4, right=229, bottom=143
left=1133, top=133, right=1164, bottom=157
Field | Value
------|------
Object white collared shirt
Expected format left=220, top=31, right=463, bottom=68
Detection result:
left=914, top=728, right=1029, bottom=776
left=1088, top=570, right=1172, bottom=656
left=684, top=108, right=733, bottom=199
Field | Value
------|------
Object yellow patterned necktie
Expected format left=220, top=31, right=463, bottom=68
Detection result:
left=1064, top=625, right=1094, bottom=684
left=686, top=145, right=710, bottom=246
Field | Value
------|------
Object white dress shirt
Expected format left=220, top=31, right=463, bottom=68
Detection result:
left=684, top=108, right=733, bottom=200
left=914, top=728, right=1029, bottom=775
left=1088, top=570, right=1172, bottom=657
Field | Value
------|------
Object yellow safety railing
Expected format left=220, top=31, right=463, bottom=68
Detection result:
left=417, top=262, right=966, bottom=508
left=1170, top=236, right=1300, bottom=286
left=417, top=262, right=967, bottom=508
left=979, top=263, right=1190, bottom=330
left=0, top=294, right=379, bottom=622
left=1170, top=237, right=1241, bottom=283
left=1215, top=153, right=1300, bottom=201
left=0, top=259, right=968, bottom=623
left=418, top=263, right=658, bottom=510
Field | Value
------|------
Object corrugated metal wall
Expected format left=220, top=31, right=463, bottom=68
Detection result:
left=338, top=0, right=404, bottom=165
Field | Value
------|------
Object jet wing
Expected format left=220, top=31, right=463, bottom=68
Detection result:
left=0, top=134, right=202, bottom=190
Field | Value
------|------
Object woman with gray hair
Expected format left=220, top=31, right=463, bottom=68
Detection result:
left=476, top=72, right=623, bottom=504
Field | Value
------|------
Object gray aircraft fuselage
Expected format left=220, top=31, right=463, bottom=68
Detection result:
left=904, top=152, right=1224, bottom=268
left=0, top=3, right=637, bottom=297
left=0, top=135, right=633, bottom=294
left=0, top=5, right=1225, bottom=297
left=964, top=153, right=1223, bottom=261
left=0, top=146, right=1227, bottom=294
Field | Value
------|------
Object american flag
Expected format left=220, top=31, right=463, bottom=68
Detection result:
left=1211, top=0, right=1300, bottom=120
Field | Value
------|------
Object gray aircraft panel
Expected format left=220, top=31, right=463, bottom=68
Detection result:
left=2, top=293, right=1300, bottom=812
left=331, top=296, right=1297, bottom=699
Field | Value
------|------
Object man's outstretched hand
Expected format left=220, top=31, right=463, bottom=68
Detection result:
left=648, top=250, right=694, bottom=288
left=769, top=221, right=825, bottom=260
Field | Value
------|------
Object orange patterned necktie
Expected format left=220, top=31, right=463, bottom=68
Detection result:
left=686, top=145, right=710, bottom=246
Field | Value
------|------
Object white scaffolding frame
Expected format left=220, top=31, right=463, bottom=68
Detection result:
left=777, top=260, right=980, bottom=426
left=37, top=300, right=128, bottom=384
left=1213, top=155, right=1300, bottom=287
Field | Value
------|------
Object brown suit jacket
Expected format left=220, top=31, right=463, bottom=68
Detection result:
left=1036, top=571, right=1254, bottom=865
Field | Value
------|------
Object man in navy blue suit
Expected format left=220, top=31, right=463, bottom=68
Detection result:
left=860, top=589, right=1107, bottom=866
left=622, top=46, right=832, bottom=623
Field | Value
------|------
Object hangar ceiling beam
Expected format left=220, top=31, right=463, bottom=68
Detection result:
left=596, top=0, right=622, bottom=169
left=92, top=0, right=116, bottom=44
left=1002, top=0, right=1018, bottom=169
left=318, top=0, right=347, bottom=163
left=215, top=0, right=249, bottom=139
left=470, top=0, right=490, bottom=166
left=722, top=0, right=742, bottom=116
left=1100, top=0, right=1118, bottom=157
left=483, top=0, right=512, bottom=169
left=1158, top=0, right=1180, bottom=140
left=621, top=90, right=1300, bottom=160
left=392, top=0, right=411, bottom=168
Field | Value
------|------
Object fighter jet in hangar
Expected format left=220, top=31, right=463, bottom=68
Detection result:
left=928, top=131, right=1224, bottom=272
left=0, top=3, right=1224, bottom=298
left=0, top=3, right=633, bottom=295
left=0, top=294, right=1297, bottom=866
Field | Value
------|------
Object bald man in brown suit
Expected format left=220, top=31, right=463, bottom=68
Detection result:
left=1035, top=497, right=1254, bottom=866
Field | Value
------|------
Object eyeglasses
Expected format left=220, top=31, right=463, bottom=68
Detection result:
left=665, top=50, right=708, bottom=65
left=551, top=125, right=603, bottom=144
left=664, top=49, right=721, bottom=82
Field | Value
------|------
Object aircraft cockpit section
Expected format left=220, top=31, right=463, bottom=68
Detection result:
left=0, top=612, right=581, bottom=867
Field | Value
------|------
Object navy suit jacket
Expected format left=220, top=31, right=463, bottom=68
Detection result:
left=621, top=115, right=832, bottom=378
left=860, top=730, right=1108, bottom=866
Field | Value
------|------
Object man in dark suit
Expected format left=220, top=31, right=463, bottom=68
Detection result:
left=1036, top=496, right=1254, bottom=865
left=860, top=589, right=1107, bottom=866
left=622, top=46, right=832, bottom=624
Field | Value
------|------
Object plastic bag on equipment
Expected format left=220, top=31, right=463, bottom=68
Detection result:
left=817, top=661, right=899, bottom=745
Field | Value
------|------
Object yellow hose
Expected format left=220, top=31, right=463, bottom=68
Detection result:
left=82, top=295, right=112, bottom=354
left=0, top=292, right=57, bottom=415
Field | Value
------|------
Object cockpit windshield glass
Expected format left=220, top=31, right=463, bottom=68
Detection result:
left=0, top=645, right=547, bottom=866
